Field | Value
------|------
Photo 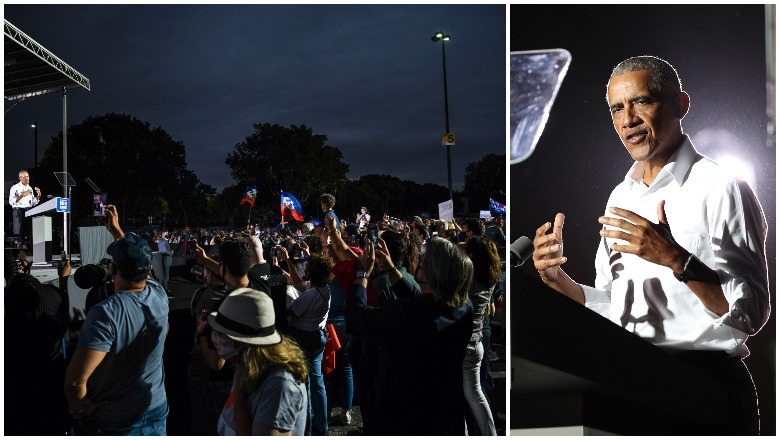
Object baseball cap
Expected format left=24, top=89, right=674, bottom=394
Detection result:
left=107, top=232, right=152, bottom=278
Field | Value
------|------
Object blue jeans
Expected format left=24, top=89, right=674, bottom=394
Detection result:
left=329, top=319, right=353, bottom=411
left=290, top=327, right=328, bottom=436
left=84, top=401, right=168, bottom=436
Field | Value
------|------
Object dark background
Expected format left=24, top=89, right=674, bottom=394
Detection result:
left=510, top=4, right=775, bottom=435
left=4, top=4, right=505, bottom=193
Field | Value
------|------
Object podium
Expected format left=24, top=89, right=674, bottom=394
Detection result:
left=25, top=198, right=58, bottom=264
left=510, top=268, right=728, bottom=435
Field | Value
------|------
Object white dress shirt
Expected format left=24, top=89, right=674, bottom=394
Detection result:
left=8, top=182, right=39, bottom=209
left=581, top=137, right=770, bottom=358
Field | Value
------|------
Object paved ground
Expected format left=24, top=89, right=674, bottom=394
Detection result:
left=28, top=257, right=508, bottom=436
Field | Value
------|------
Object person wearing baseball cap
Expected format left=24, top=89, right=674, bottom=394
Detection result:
left=64, top=205, right=169, bottom=435
left=208, top=288, right=308, bottom=435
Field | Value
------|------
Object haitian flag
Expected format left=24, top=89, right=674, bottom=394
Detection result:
left=490, top=198, right=506, bottom=215
left=240, top=186, right=258, bottom=208
left=281, top=191, right=305, bottom=221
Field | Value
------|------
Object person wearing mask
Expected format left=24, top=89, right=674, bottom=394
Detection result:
left=209, top=288, right=308, bottom=435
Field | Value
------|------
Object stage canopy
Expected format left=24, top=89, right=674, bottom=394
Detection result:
left=4, top=18, right=91, bottom=256
left=4, top=19, right=90, bottom=100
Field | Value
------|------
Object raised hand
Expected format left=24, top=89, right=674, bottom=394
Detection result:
left=598, top=200, right=687, bottom=271
left=301, top=240, right=311, bottom=258
left=104, top=205, right=124, bottom=239
left=357, top=239, right=375, bottom=274
left=533, top=213, right=567, bottom=284
left=374, top=236, right=394, bottom=272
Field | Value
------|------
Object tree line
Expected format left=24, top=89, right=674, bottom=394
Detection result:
left=33, top=113, right=505, bottom=228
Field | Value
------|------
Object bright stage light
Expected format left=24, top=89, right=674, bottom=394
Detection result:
left=716, top=154, right=757, bottom=191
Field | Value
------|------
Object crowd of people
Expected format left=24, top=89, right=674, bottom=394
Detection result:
left=4, top=192, right=506, bottom=436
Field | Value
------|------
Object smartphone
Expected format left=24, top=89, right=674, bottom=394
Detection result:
left=93, top=193, right=108, bottom=218
left=58, top=251, right=68, bottom=269
left=185, top=240, right=197, bottom=264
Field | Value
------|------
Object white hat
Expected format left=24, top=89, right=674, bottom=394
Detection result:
left=207, top=288, right=281, bottom=346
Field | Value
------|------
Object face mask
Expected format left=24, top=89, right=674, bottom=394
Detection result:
left=211, top=330, right=243, bottom=361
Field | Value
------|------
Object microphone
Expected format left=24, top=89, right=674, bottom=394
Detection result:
left=509, top=236, right=533, bottom=267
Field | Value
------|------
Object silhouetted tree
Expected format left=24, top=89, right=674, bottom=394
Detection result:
left=39, top=113, right=215, bottom=227
left=226, top=123, right=350, bottom=222
left=463, top=153, right=505, bottom=213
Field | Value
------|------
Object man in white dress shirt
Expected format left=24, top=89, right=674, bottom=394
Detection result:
left=9, top=170, right=41, bottom=246
left=532, top=56, right=769, bottom=435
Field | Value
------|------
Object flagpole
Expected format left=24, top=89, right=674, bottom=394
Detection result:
left=280, top=190, right=285, bottom=228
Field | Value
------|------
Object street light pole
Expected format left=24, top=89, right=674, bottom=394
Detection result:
left=432, top=31, right=453, bottom=202
left=31, top=122, right=38, bottom=168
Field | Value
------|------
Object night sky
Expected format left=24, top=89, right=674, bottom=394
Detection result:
left=510, top=4, right=776, bottom=434
left=4, top=4, right=505, bottom=194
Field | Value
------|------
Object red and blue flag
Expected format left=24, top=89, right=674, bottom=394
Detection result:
left=281, top=191, right=305, bottom=221
left=240, top=186, right=258, bottom=208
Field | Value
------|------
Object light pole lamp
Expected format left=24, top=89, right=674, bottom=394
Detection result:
left=431, top=31, right=453, bottom=202
left=31, top=122, right=38, bottom=168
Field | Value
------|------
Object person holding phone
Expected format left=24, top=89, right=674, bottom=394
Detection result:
left=64, top=205, right=169, bottom=435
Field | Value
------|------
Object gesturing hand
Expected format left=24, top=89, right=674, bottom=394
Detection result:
left=279, top=246, right=290, bottom=261
left=194, top=243, right=205, bottom=263
left=533, top=213, right=567, bottom=284
left=598, top=201, right=688, bottom=271
left=104, top=205, right=123, bottom=239
left=374, top=236, right=394, bottom=272
left=357, top=239, right=375, bottom=274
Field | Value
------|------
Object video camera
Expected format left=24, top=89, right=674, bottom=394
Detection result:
left=74, top=258, right=112, bottom=289
left=74, top=258, right=115, bottom=311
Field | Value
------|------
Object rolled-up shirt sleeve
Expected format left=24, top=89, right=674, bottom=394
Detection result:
left=706, top=179, right=770, bottom=335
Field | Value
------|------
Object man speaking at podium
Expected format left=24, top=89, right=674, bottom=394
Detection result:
left=9, top=170, right=41, bottom=247
left=532, top=56, right=769, bottom=435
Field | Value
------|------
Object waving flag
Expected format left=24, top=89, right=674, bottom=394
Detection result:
left=240, top=186, right=258, bottom=208
left=490, top=198, right=506, bottom=215
left=281, top=191, right=305, bottom=221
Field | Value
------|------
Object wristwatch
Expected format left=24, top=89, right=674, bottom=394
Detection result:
left=673, top=253, right=704, bottom=283
left=356, top=270, right=369, bottom=279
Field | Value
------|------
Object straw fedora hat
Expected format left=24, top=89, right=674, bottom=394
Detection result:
left=207, top=288, right=281, bottom=345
